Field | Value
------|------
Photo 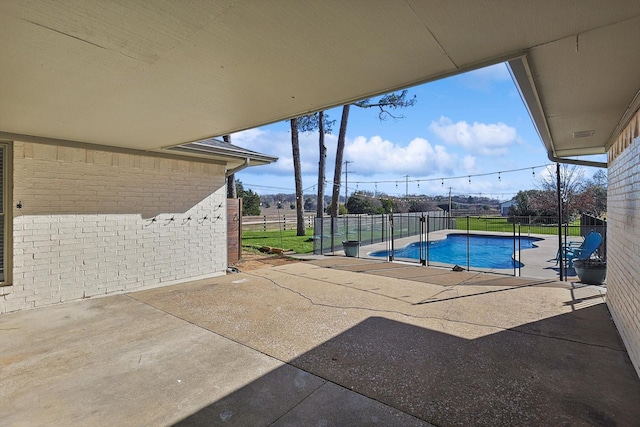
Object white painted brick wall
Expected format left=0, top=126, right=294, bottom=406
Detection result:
left=607, top=135, right=640, bottom=378
left=1, top=142, right=228, bottom=313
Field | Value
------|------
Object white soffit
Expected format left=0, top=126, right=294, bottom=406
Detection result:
left=1, top=0, right=640, bottom=158
left=520, top=13, right=640, bottom=158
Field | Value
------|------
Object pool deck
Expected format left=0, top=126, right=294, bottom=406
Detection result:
left=337, top=230, right=581, bottom=283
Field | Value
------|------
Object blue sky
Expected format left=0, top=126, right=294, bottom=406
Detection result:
left=232, top=63, right=601, bottom=202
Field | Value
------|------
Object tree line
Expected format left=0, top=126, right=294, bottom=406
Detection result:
left=508, top=166, right=607, bottom=222
left=226, top=98, right=606, bottom=231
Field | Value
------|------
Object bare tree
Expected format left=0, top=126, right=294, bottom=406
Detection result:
left=289, top=118, right=306, bottom=236
left=532, top=164, right=586, bottom=222
left=317, top=111, right=327, bottom=218
left=330, top=90, right=417, bottom=216
left=296, top=112, right=334, bottom=218
left=331, top=105, right=351, bottom=217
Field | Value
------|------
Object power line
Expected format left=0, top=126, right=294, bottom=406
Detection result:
left=240, top=183, right=295, bottom=192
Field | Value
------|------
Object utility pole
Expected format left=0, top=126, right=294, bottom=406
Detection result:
left=448, top=187, right=453, bottom=228
left=405, top=175, right=409, bottom=198
left=344, top=161, right=353, bottom=208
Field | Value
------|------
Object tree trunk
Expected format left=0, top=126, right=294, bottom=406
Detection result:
left=223, top=135, right=237, bottom=198
left=316, top=111, right=326, bottom=218
left=331, top=105, right=350, bottom=217
left=290, top=118, right=306, bottom=236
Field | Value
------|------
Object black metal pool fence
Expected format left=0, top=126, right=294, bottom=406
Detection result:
left=312, top=211, right=448, bottom=255
left=313, top=213, right=606, bottom=278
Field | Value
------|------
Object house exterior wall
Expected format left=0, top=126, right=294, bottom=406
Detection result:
left=500, top=199, right=515, bottom=216
left=607, top=111, right=640, bottom=378
left=1, top=141, right=227, bottom=313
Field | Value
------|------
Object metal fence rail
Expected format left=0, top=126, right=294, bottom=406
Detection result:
left=386, top=216, right=525, bottom=276
left=313, top=213, right=607, bottom=279
left=312, top=211, right=447, bottom=255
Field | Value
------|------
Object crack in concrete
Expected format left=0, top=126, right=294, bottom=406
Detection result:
left=247, top=271, right=625, bottom=353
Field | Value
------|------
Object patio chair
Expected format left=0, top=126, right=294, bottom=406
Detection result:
left=556, top=231, right=603, bottom=266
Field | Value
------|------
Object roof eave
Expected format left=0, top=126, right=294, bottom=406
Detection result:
left=163, top=142, right=278, bottom=167
left=508, top=57, right=608, bottom=168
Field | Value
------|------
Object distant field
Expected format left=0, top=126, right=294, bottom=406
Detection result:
left=242, top=214, right=582, bottom=253
left=454, top=216, right=581, bottom=236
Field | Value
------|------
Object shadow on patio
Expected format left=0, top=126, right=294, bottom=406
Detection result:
left=175, top=306, right=640, bottom=426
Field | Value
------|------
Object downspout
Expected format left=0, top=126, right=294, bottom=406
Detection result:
left=556, top=163, right=564, bottom=281
left=226, top=158, right=250, bottom=177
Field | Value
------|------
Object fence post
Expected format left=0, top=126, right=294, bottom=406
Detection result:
left=389, top=213, right=394, bottom=261
left=518, top=223, right=522, bottom=277
left=513, top=221, right=516, bottom=277
left=263, top=215, right=267, bottom=231
left=370, top=215, right=374, bottom=244
left=330, top=216, right=336, bottom=253
left=317, top=217, right=323, bottom=255
left=426, top=213, right=430, bottom=266
left=466, top=216, right=470, bottom=271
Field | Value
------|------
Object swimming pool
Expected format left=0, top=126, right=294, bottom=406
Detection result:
left=369, top=234, right=541, bottom=269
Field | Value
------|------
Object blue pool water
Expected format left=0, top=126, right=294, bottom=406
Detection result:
left=370, top=234, right=541, bottom=269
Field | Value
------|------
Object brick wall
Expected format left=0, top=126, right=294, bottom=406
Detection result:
left=1, top=141, right=227, bottom=313
left=607, top=112, right=640, bottom=378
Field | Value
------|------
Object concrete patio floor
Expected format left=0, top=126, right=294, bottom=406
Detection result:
left=2, top=257, right=639, bottom=426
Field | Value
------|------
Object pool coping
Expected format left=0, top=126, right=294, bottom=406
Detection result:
left=340, top=230, right=580, bottom=282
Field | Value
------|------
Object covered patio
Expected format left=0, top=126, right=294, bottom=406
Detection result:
left=1, top=1, right=639, bottom=424
left=2, top=259, right=639, bottom=426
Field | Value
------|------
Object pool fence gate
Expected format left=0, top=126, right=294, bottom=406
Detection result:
left=312, top=213, right=606, bottom=278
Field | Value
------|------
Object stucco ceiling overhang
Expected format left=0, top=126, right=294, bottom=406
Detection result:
left=1, top=0, right=639, bottom=161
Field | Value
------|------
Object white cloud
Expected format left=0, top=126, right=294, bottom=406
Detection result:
left=233, top=126, right=478, bottom=181
left=429, top=116, right=517, bottom=155
left=231, top=128, right=340, bottom=176
left=344, top=135, right=458, bottom=176
left=461, top=155, right=476, bottom=172
left=470, top=63, right=510, bottom=81
left=230, top=128, right=266, bottom=144
left=461, top=63, right=511, bottom=90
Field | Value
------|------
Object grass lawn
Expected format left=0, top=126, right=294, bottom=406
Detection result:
left=242, top=228, right=314, bottom=254
left=455, top=217, right=581, bottom=236
left=242, top=217, right=582, bottom=254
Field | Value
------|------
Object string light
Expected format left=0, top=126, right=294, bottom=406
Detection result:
left=243, top=163, right=550, bottom=195
left=346, top=163, right=550, bottom=187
